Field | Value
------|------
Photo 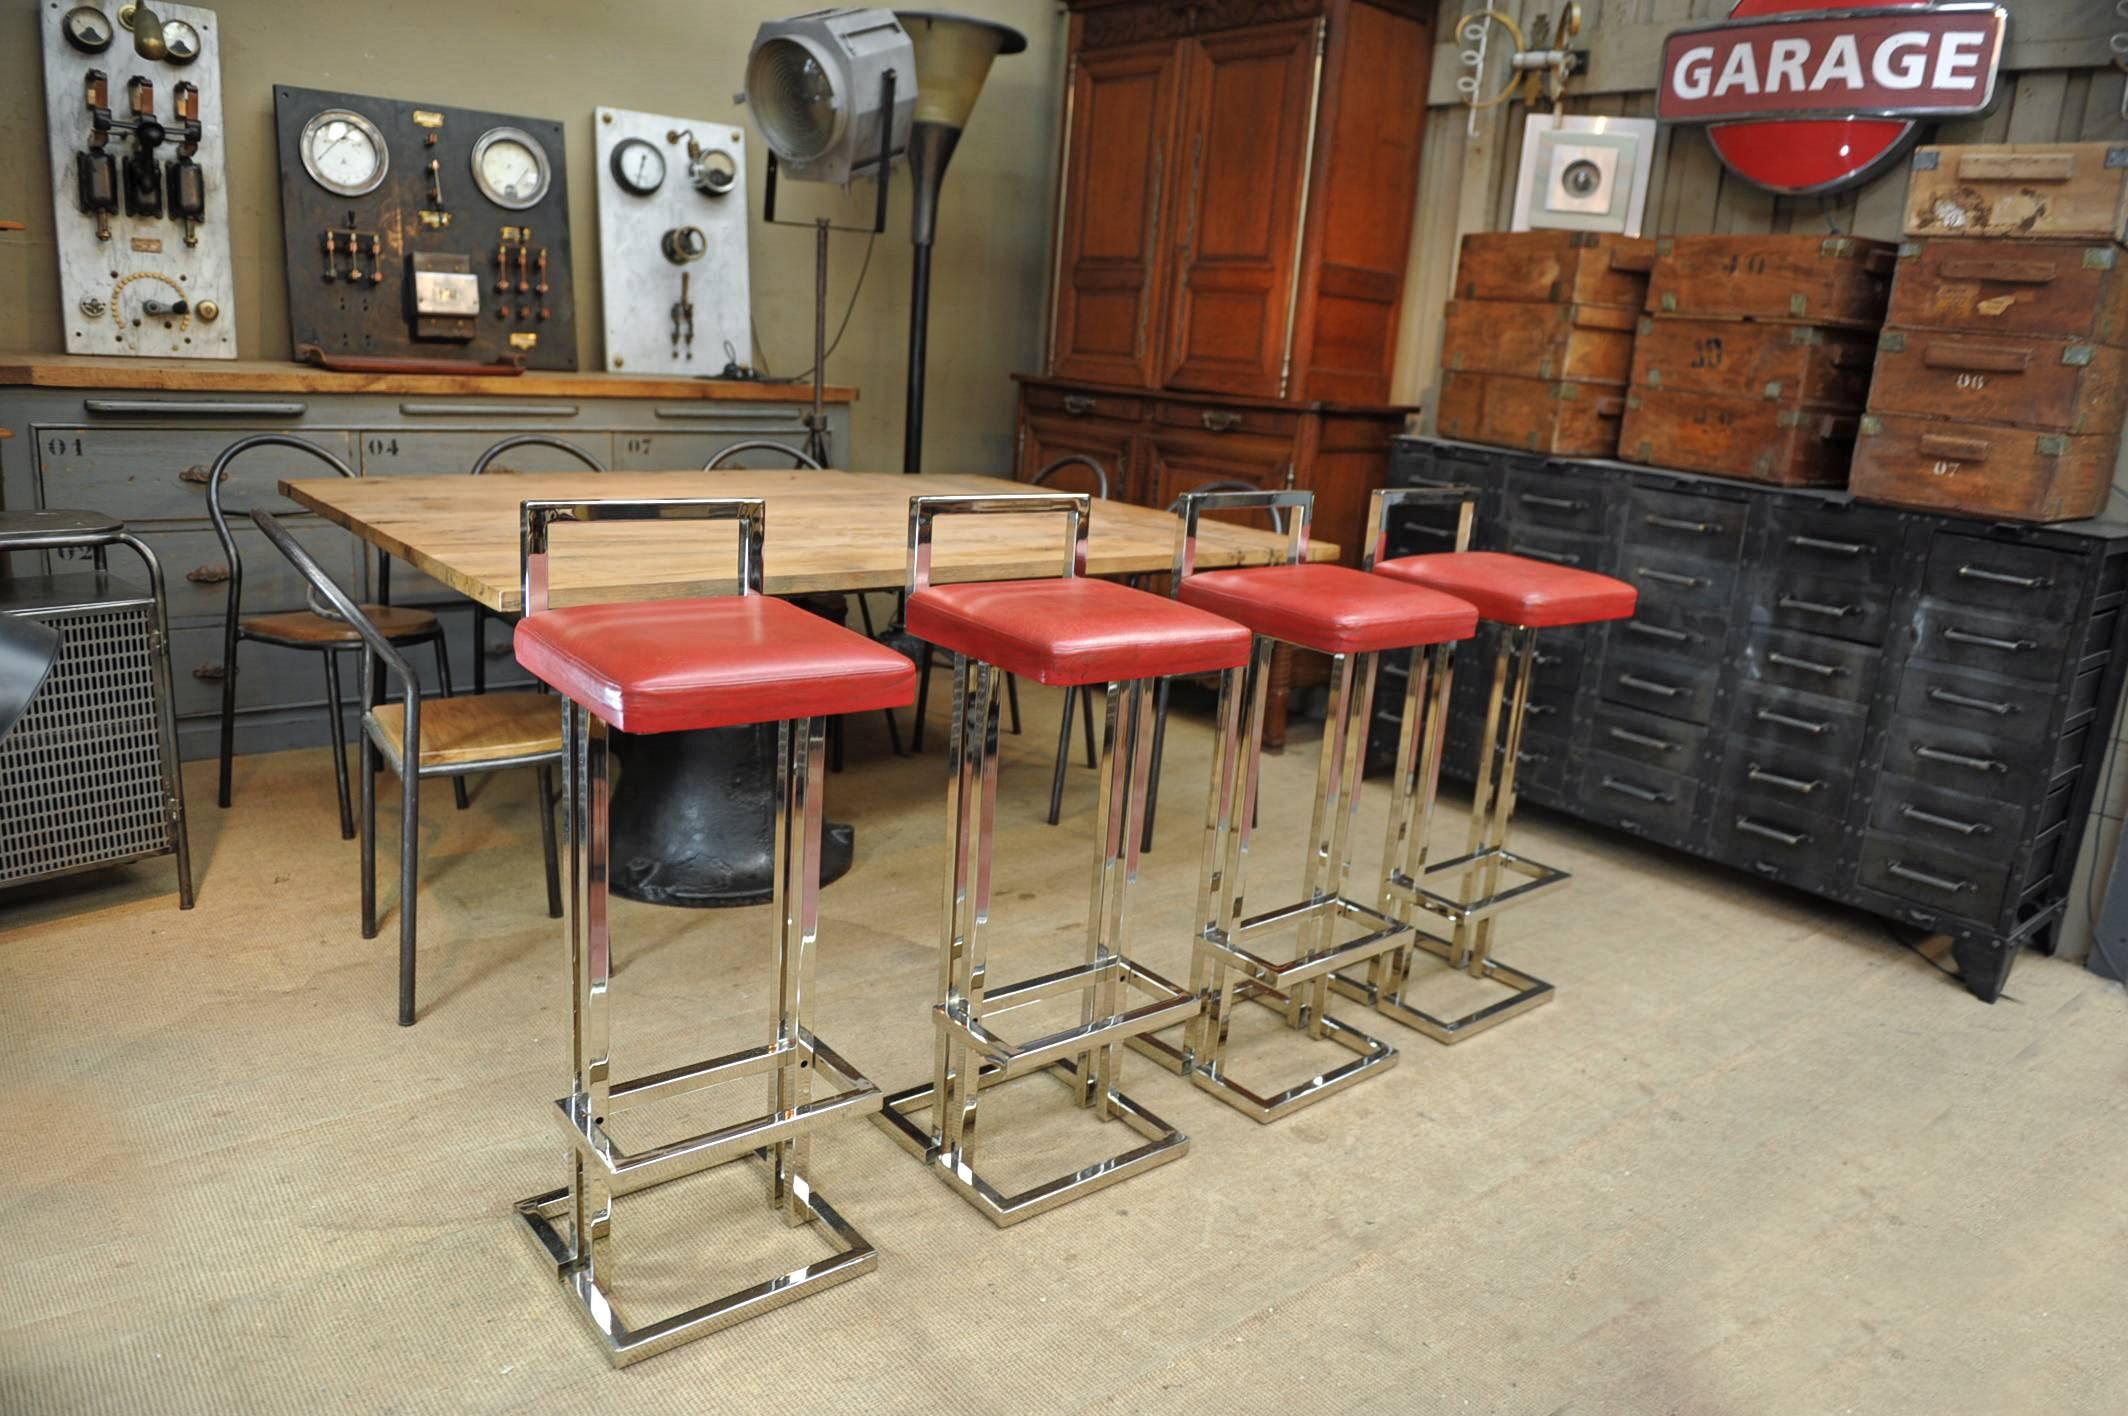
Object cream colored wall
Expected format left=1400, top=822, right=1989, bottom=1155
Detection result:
left=0, top=0, right=1066, bottom=474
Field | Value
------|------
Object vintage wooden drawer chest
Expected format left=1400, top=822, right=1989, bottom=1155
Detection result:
left=1378, top=434, right=2128, bottom=1003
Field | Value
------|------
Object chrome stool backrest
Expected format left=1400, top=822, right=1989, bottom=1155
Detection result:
left=519, top=495, right=767, bottom=617
left=1359, top=484, right=1479, bottom=568
left=1169, top=486, right=1313, bottom=585
left=904, top=490, right=1090, bottom=597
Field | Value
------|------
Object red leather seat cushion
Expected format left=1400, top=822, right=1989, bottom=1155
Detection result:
left=514, top=595, right=916, bottom=733
left=1375, top=551, right=1638, bottom=628
left=907, top=577, right=1251, bottom=687
left=1177, top=563, right=1477, bottom=654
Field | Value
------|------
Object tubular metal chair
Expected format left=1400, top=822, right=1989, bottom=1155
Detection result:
left=469, top=436, right=606, bottom=696
left=252, top=509, right=562, bottom=1027
left=703, top=440, right=825, bottom=471
left=208, top=433, right=454, bottom=840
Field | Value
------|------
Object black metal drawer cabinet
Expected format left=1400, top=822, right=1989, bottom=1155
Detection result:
left=1381, top=435, right=2128, bottom=1003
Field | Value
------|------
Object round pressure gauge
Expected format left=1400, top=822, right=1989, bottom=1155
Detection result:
left=471, top=126, right=551, bottom=210
left=300, top=109, right=389, bottom=198
left=609, top=137, right=666, bottom=197
left=161, top=16, right=201, bottom=63
left=62, top=6, right=115, bottom=53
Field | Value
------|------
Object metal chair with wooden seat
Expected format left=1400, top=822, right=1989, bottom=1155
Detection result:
left=702, top=441, right=825, bottom=471
left=208, top=433, right=456, bottom=841
left=468, top=435, right=607, bottom=696
left=252, top=509, right=562, bottom=1028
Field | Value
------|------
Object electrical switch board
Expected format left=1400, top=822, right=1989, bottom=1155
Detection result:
left=594, top=106, right=751, bottom=376
left=271, top=85, right=578, bottom=371
left=40, top=1, right=236, bottom=358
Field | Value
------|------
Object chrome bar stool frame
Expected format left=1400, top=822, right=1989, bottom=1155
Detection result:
left=1131, top=489, right=1419, bottom=1123
left=1331, top=488, right=1571, bottom=1044
left=877, top=492, right=1198, bottom=1227
left=510, top=497, right=878, bottom=1366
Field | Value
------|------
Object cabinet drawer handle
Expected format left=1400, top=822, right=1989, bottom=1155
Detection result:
left=1955, top=563, right=2051, bottom=590
left=1618, top=673, right=1681, bottom=698
left=1599, top=776, right=1670, bottom=804
left=178, top=463, right=229, bottom=486
left=1914, top=743, right=2007, bottom=773
left=1788, top=533, right=1866, bottom=556
left=1527, top=702, right=1558, bottom=717
left=1735, top=815, right=1807, bottom=847
left=1777, top=595, right=1858, bottom=619
left=1519, top=492, right=1587, bottom=512
left=1920, top=432, right=1991, bottom=462
left=1510, top=543, right=1578, bottom=566
left=1767, top=650, right=1840, bottom=678
left=1644, top=513, right=1717, bottom=534
left=1061, top=394, right=1096, bottom=416
left=1607, top=725, right=1676, bottom=752
left=84, top=398, right=308, bottom=416
left=1638, top=567, right=1706, bottom=589
left=192, top=663, right=227, bottom=682
left=1899, top=804, right=1990, bottom=837
left=1200, top=410, right=1243, bottom=433
left=1887, top=861, right=1974, bottom=895
left=1535, top=651, right=1562, bottom=668
left=1626, top=621, right=1690, bottom=644
left=1941, top=626, right=2035, bottom=653
left=1409, top=524, right=1455, bottom=541
left=1746, top=764, right=1823, bottom=795
left=1754, top=707, right=1830, bottom=735
left=185, top=563, right=231, bottom=585
left=1516, top=749, right=1547, bottom=765
left=1923, top=343, right=2030, bottom=375
left=1927, top=686, right=2014, bottom=716
left=398, top=402, right=580, bottom=418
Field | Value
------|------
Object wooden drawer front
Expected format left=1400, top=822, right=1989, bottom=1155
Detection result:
left=1621, top=484, right=1747, bottom=560
left=1647, top=236, right=1895, bottom=327
left=1632, top=317, right=1875, bottom=409
left=1145, top=435, right=1290, bottom=534
left=1869, top=774, right=2026, bottom=862
left=1851, top=412, right=2114, bottom=525
left=1717, top=803, right=1850, bottom=891
left=1620, top=545, right=1737, bottom=624
left=1600, top=644, right=1719, bottom=724
left=1894, top=662, right=2058, bottom=746
left=360, top=431, right=614, bottom=478
left=1733, top=682, right=1868, bottom=770
left=1720, top=739, right=1854, bottom=819
left=1503, top=465, right=1605, bottom=536
left=1441, top=300, right=1637, bottom=384
left=1498, top=523, right=1606, bottom=573
left=136, top=519, right=362, bottom=625
left=1152, top=400, right=1299, bottom=441
left=1454, top=231, right=1655, bottom=309
left=33, top=428, right=355, bottom=524
left=1437, top=370, right=1624, bottom=458
left=1905, top=143, right=2128, bottom=244
left=1871, top=331, right=2127, bottom=437
left=1737, top=625, right=1878, bottom=705
left=1749, top=566, right=1892, bottom=645
left=1022, top=416, right=1137, bottom=500
left=1856, top=833, right=2009, bottom=928
left=1582, top=752, right=1698, bottom=842
left=1888, top=239, right=2128, bottom=346
left=1910, top=600, right=2069, bottom=682
left=611, top=425, right=810, bottom=471
left=1590, top=700, right=1707, bottom=772
left=1621, top=389, right=1857, bottom=488
left=1023, top=384, right=1146, bottom=424
left=1761, top=500, right=1904, bottom=587
left=1921, top=533, right=2083, bottom=622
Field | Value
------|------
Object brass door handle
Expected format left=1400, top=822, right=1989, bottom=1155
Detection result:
left=1200, top=410, right=1243, bottom=433
left=185, top=563, right=231, bottom=584
left=1061, top=394, right=1096, bottom=417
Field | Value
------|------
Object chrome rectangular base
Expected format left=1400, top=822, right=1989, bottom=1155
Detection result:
left=1331, top=929, right=1555, bottom=1045
left=1131, top=978, right=1396, bottom=1123
left=516, top=1153, right=876, bottom=1368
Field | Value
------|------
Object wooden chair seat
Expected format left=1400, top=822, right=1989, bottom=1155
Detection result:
left=366, top=690, right=562, bottom=773
left=241, top=603, right=441, bottom=646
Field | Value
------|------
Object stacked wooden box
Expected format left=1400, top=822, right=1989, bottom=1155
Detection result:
left=1619, top=235, right=1896, bottom=486
left=1433, top=232, right=1655, bottom=456
left=1853, top=142, right=2128, bottom=524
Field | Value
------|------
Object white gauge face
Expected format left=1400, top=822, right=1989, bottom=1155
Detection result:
left=472, top=128, right=551, bottom=209
left=300, top=110, right=388, bottom=197
left=162, top=17, right=201, bottom=62
left=62, top=6, right=115, bottom=53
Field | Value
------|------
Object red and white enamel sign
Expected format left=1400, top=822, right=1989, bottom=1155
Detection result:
left=1659, top=1, right=2008, bottom=196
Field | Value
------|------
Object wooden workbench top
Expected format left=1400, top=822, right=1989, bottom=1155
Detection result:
left=0, top=354, right=855, bottom=403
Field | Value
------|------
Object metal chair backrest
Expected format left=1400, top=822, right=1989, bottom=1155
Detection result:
left=251, top=508, right=417, bottom=715
left=905, top=492, right=1090, bottom=598
left=1360, top=485, right=1479, bottom=570
left=1031, top=454, right=1110, bottom=500
left=1170, top=487, right=1313, bottom=586
left=204, top=432, right=363, bottom=629
left=517, top=497, right=767, bottom=618
left=703, top=440, right=824, bottom=471
left=470, top=435, right=606, bottom=477
left=1167, top=477, right=1286, bottom=533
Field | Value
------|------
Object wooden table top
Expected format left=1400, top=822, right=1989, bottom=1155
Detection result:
left=280, top=469, right=1334, bottom=612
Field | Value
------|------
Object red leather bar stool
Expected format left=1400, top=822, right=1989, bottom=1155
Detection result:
left=876, top=492, right=1251, bottom=1226
left=508, top=497, right=915, bottom=1366
left=1334, top=487, right=1638, bottom=1044
left=1130, top=488, right=1479, bottom=1124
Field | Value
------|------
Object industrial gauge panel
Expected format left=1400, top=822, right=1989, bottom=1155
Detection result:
left=594, top=106, right=751, bottom=376
left=39, top=0, right=236, bottom=358
left=271, top=86, right=578, bottom=370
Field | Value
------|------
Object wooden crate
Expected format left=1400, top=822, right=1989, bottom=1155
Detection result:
left=1454, top=232, right=1656, bottom=309
left=1632, top=317, right=1874, bottom=410
left=1436, top=368, right=1624, bottom=456
left=1905, top=143, right=2128, bottom=244
left=1852, top=411, right=2115, bottom=523
left=1441, top=299, right=1637, bottom=383
left=1869, top=329, right=2128, bottom=437
left=1619, top=387, right=1856, bottom=487
left=1647, top=236, right=1897, bottom=328
left=1887, top=240, right=2128, bottom=346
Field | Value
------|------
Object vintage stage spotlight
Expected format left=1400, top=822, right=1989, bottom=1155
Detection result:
left=894, top=10, right=1025, bottom=473
left=0, top=615, right=61, bottom=744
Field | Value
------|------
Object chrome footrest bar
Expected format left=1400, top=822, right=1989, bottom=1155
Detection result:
left=1388, top=846, right=1570, bottom=926
left=940, top=956, right=1197, bottom=1076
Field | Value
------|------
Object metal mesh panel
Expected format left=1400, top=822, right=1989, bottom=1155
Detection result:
left=0, top=601, right=173, bottom=884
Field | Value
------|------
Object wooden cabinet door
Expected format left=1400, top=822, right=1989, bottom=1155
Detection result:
left=1019, top=414, right=1141, bottom=506
left=1159, top=20, right=1321, bottom=400
left=1048, top=41, right=1183, bottom=388
left=1144, top=431, right=1291, bottom=523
